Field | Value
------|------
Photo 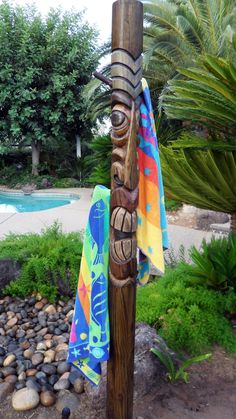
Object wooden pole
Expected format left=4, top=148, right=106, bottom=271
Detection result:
left=107, top=1, right=143, bottom=418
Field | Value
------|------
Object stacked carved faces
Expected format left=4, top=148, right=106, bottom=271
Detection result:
left=109, top=47, right=142, bottom=287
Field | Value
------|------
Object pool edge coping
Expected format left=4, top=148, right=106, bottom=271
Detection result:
left=0, top=188, right=81, bottom=200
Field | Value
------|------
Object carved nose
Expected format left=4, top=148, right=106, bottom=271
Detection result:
left=123, top=101, right=139, bottom=190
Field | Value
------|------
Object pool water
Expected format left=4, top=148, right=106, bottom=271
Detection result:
left=0, top=192, right=78, bottom=213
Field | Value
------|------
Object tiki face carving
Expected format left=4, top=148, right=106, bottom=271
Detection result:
left=109, top=2, right=142, bottom=288
left=109, top=96, right=139, bottom=286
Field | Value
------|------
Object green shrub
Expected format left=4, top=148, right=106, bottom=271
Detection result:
left=1, top=223, right=82, bottom=302
left=165, top=198, right=182, bottom=212
left=136, top=264, right=236, bottom=355
left=0, top=166, right=55, bottom=189
left=186, top=235, right=236, bottom=292
left=53, top=178, right=80, bottom=188
left=84, top=134, right=112, bottom=186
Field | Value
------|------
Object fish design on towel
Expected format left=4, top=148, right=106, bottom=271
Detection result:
left=89, top=199, right=106, bottom=265
left=67, top=186, right=110, bottom=386
left=91, top=272, right=107, bottom=343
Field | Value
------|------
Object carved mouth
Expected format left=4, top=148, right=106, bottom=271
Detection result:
left=110, top=238, right=137, bottom=263
left=113, top=174, right=123, bottom=186
left=111, top=206, right=137, bottom=233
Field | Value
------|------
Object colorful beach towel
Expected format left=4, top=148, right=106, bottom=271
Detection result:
left=67, top=185, right=110, bottom=385
left=137, top=79, right=168, bottom=285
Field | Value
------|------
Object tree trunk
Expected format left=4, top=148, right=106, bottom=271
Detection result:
left=31, top=140, right=41, bottom=176
left=231, top=212, right=236, bottom=234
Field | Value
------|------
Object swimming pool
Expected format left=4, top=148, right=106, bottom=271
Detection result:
left=0, top=192, right=79, bottom=213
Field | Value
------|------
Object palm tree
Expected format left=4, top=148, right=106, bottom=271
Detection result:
left=143, top=0, right=236, bottom=90
left=160, top=53, right=236, bottom=232
left=161, top=141, right=236, bottom=232
left=161, top=54, right=236, bottom=136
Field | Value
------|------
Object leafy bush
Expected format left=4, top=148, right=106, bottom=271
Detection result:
left=84, top=134, right=112, bottom=187
left=0, top=166, right=54, bottom=189
left=186, top=235, right=236, bottom=292
left=0, top=166, right=83, bottom=189
left=1, top=223, right=82, bottom=302
left=165, top=198, right=182, bottom=212
left=53, top=178, right=80, bottom=188
left=136, top=264, right=236, bottom=355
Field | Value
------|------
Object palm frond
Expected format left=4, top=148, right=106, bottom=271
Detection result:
left=161, top=145, right=236, bottom=212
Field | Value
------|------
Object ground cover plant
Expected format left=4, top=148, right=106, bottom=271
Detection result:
left=1, top=223, right=82, bottom=302
left=151, top=346, right=212, bottom=383
left=136, top=256, right=236, bottom=355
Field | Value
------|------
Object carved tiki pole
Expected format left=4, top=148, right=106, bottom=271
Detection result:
left=107, top=1, right=143, bottom=418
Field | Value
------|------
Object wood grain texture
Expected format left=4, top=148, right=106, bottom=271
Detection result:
left=112, top=0, right=143, bottom=60
left=107, top=1, right=143, bottom=418
left=107, top=282, right=136, bottom=419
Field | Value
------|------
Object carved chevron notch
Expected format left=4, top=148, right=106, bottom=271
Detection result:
left=112, top=78, right=142, bottom=99
left=111, top=65, right=142, bottom=87
left=112, top=49, right=142, bottom=99
left=112, top=50, right=142, bottom=74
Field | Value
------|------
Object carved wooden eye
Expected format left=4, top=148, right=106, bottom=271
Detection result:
left=112, top=111, right=125, bottom=127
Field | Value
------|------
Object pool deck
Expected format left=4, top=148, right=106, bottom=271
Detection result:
left=0, top=187, right=221, bottom=255
left=0, top=188, right=92, bottom=238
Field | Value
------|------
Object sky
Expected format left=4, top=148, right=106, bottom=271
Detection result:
left=12, top=0, right=113, bottom=43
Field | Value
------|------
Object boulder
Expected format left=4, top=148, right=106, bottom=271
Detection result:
left=0, top=259, right=21, bottom=289
left=12, top=388, right=40, bottom=411
left=196, top=210, right=229, bottom=230
left=84, top=323, right=176, bottom=412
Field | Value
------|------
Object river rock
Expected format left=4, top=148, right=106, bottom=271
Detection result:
left=35, top=371, right=46, bottom=380
left=54, top=378, right=70, bottom=391
left=26, top=369, right=37, bottom=377
left=40, top=390, right=56, bottom=407
left=2, top=367, right=16, bottom=377
left=44, top=349, right=55, bottom=363
left=55, top=343, right=68, bottom=352
left=0, top=382, right=14, bottom=401
left=36, top=342, right=47, bottom=351
left=44, top=305, right=56, bottom=315
left=57, top=362, right=70, bottom=375
left=73, top=377, right=84, bottom=394
left=12, top=388, right=40, bottom=411
left=28, top=297, right=36, bottom=306
left=41, top=364, right=57, bottom=375
left=6, top=317, right=18, bottom=327
left=26, top=379, right=41, bottom=393
left=60, top=372, right=70, bottom=380
left=0, top=347, right=6, bottom=356
left=68, top=370, right=82, bottom=385
left=18, top=372, right=26, bottom=381
left=35, top=301, right=44, bottom=310
left=3, top=353, right=16, bottom=367
left=55, top=350, right=67, bottom=362
left=21, top=341, right=30, bottom=350
left=32, top=352, right=44, bottom=366
left=15, top=381, right=26, bottom=390
left=5, top=375, right=17, bottom=384
left=38, top=327, right=48, bottom=336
